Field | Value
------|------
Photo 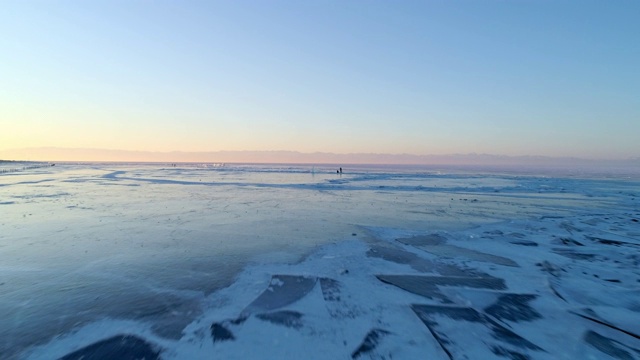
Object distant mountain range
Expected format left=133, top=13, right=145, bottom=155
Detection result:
left=1, top=147, right=639, bottom=168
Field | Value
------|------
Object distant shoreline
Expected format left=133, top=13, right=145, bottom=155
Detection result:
left=2, top=160, right=639, bottom=180
left=0, top=161, right=54, bottom=174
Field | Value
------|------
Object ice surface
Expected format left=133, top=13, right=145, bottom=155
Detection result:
left=2, top=163, right=640, bottom=359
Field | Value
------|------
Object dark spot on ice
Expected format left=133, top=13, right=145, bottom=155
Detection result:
left=485, top=294, right=542, bottom=323
left=352, top=233, right=357, bottom=236
left=584, top=330, right=637, bottom=360
left=396, top=233, right=447, bottom=246
left=552, top=249, right=596, bottom=260
left=319, top=277, right=341, bottom=302
left=536, top=261, right=564, bottom=277
left=58, top=334, right=161, bottom=360
left=491, top=346, right=530, bottom=360
left=510, top=240, right=538, bottom=247
left=414, top=304, right=483, bottom=322
left=256, top=310, right=304, bottom=329
left=489, top=320, right=543, bottom=350
left=211, top=323, right=235, bottom=342
left=587, top=236, right=633, bottom=247
left=632, top=219, right=638, bottom=223
left=557, top=237, right=584, bottom=246
left=351, top=328, right=391, bottom=359
left=320, top=277, right=362, bottom=319
left=549, top=284, right=567, bottom=302
left=604, top=279, right=621, bottom=283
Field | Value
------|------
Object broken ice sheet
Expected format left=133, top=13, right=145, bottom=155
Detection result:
left=57, top=335, right=162, bottom=360
left=209, top=275, right=317, bottom=343
left=396, top=234, right=448, bottom=246
left=413, top=244, right=519, bottom=267
left=367, top=244, right=438, bottom=273
left=367, top=244, right=492, bottom=277
left=412, top=304, right=544, bottom=359
left=241, top=275, right=317, bottom=316
left=397, top=233, right=519, bottom=267
left=376, top=275, right=506, bottom=303
left=483, top=294, right=542, bottom=323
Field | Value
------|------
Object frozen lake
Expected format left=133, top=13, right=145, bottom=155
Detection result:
left=1, top=163, right=639, bottom=359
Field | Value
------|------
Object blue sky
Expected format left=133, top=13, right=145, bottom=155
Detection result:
left=2, top=0, right=639, bottom=160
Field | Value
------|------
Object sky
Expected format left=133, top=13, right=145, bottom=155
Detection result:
left=1, top=0, right=639, bottom=161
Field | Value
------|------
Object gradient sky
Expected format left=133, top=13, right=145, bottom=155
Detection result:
left=2, top=0, right=639, bottom=160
